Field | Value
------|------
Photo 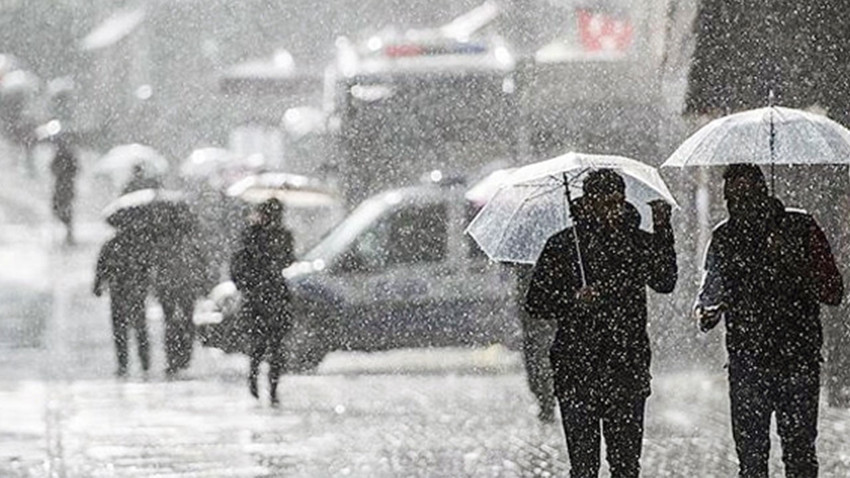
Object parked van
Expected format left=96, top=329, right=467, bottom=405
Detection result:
left=197, top=178, right=521, bottom=370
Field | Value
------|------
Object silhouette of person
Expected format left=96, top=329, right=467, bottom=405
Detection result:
left=513, top=263, right=556, bottom=423
left=525, top=169, right=677, bottom=478
left=151, top=214, right=211, bottom=376
left=695, top=164, right=843, bottom=477
left=230, top=198, right=295, bottom=405
left=93, top=228, right=152, bottom=377
left=50, top=139, right=78, bottom=245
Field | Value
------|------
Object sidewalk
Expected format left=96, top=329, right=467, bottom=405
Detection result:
left=3, top=352, right=850, bottom=478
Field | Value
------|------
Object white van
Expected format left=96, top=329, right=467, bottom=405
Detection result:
left=198, top=180, right=521, bottom=370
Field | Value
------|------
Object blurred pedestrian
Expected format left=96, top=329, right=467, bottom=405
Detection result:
left=50, top=139, right=78, bottom=245
left=513, top=263, right=556, bottom=423
left=152, top=215, right=212, bottom=376
left=695, top=164, right=843, bottom=478
left=525, top=169, right=677, bottom=478
left=93, top=228, right=152, bottom=377
left=230, top=198, right=295, bottom=405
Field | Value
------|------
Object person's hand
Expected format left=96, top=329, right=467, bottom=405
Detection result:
left=649, top=200, right=672, bottom=225
left=694, top=303, right=724, bottom=332
left=93, top=285, right=103, bottom=297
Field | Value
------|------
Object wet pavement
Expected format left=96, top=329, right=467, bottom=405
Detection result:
left=1, top=223, right=850, bottom=477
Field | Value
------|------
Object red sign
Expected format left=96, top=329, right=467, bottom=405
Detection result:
left=577, top=9, right=633, bottom=53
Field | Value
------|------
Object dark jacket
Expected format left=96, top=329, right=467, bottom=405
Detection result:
left=697, top=198, right=843, bottom=368
left=231, top=223, right=295, bottom=315
left=524, top=201, right=677, bottom=404
left=152, top=232, right=213, bottom=301
left=51, top=144, right=78, bottom=222
left=94, top=233, right=151, bottom=301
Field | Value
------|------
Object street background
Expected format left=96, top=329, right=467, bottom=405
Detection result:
left=1, top=152, right=849, bottom=478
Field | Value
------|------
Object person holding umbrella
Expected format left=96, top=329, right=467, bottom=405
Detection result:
left=523, top=169, right=677, bottom=478
left=93, top=225, right=153, bottom=377
left=695, top=164, right=843, bottom=477
left=230, top=198, right=295, bottom=405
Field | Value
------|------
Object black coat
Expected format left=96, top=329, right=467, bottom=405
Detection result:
left=152, top=232, right=212, bottom=302
left=230, top=223, right=295, bottom=319
left=94, top=233, right=151, bottom=302
left=697, top=199, right=843, bottom=368
left=525, top=202, right=677, bottom=404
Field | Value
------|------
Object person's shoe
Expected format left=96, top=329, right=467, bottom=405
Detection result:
left=116, top=367, right=128, bottom=379
left=270, top=393, right=280, bottom=407
left=248, top=377, right=259, bottom=399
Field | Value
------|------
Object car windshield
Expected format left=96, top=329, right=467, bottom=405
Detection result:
left=300, top=193, right=392, bottom=262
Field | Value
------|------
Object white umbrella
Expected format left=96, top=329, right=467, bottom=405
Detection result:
left=465, top=152, right=677, bottom=266
left=180, top=147, right=237, bottom=177
left=663, top=106, right=850, bottom=168
left=95, top=143, right=169, bottom=183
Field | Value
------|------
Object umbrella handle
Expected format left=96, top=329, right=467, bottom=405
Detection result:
left=769, top=90, right=776, bottom=196
left=563, top=174, right=588, bottom=287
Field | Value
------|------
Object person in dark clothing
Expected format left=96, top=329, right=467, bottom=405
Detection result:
left=93, top=229, right=152, bottom=377
left=152, top=217, right=212, bottom=376
left=230, top=198, right=295, bottom=405
left=695, top=164, right=843, bottom=478
left=525, top=169, right=677, bottom=478
left=50, top=140, right=78, bottom=245
left=514, top=263, right=556, bottom=423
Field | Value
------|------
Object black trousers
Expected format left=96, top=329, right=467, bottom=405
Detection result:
left=728, top=360, right=820, bottom=478
left=244, top=301, right=291, bottom=386
left=558, top=394, right=646, bottom=478
left=160, top=293, right=196, bottom=373
left=110, top=295, right=149, bottom=374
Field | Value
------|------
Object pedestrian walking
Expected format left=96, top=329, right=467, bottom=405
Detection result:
left=513, top=263, right=556, bottom=423
left=524, top=169, right=677, bottom=478
left=50, top=139, right=78, bottom=245
left=230, top=198, right=295, bottom=405
left=695, top=164, right=843, bottom=478
left=93, top=228, right=152, bottom=377
left=152, top=218, right=212, bottom=376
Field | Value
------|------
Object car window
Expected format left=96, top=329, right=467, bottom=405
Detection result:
left=353, top=203, right=448, bottom=268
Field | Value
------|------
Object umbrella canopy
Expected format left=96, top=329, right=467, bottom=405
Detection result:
left=464, top=167, right=516, bottom=209
left=95, top=143, right=169, bottom=183
left=466, top=152, right=677, bottom=264
left=180, top=147, right=236, bottom=177
left=103, top=188, right=195, bottom=233
left=663, top=106, right=850, bottom=168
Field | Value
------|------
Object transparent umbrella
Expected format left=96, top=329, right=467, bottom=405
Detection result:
left=465, top=152, right=677, bottom=266
left=662, top=105, right=850, bottom=191
left=95, top=143, right=169, bottom=184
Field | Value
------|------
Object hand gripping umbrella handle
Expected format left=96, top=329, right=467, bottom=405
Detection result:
left=563, top=173, right=588, bottom=287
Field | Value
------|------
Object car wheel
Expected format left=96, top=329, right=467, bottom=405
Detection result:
left=282, top=304, right=334, bottom=373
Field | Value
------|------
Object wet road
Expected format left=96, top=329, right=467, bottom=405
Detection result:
left=1, top=224, right=850, bottom=477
